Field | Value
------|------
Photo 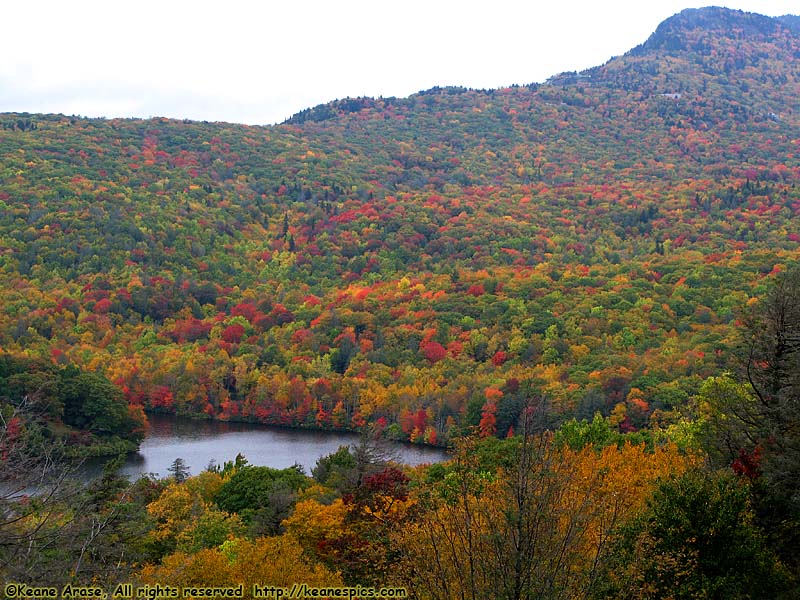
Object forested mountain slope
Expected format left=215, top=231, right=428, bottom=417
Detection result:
left=1, top=7, right=798, bottom=444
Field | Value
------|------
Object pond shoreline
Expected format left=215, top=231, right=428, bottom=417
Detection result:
left=83, top=413, right=450, bottom=481
left=141, top=409, right=451, bottom=449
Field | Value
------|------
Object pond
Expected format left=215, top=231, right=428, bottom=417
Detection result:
left=90, top=414, right=450, bottom=480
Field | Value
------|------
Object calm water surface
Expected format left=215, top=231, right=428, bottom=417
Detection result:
left=103, top=414, right=449, bottom=480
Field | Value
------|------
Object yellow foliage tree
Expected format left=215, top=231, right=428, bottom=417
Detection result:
left=138, top=535, right=342, bottom=594
left=146, top=472, right=243, bottom=556
left=283, top=498, right=348, bottom=555
left=392, top=427, right=693, bottom=599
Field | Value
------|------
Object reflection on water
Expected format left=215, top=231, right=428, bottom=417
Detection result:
left=87, top=414, right=449, bottom=480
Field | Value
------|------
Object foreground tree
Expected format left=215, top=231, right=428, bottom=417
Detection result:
left=595, top=469, right=788, bottom=599
left=1, top=394, right=80, bottom=582
left=138, top=534, right=343, bottom=593
left=0, top=396, right=149, bottom=586
left=743, top=268, right=800, bottom=563
left=214, top=464, right=308, bottom=535
left=145, top=471, right=243, bottom=559
left=167, top=457, right=190, bottom=483
left=285, top=465, right=414, bottom=586
left=391, top=408, right=690, bottom=600
left=700, top=266, right=800, bottom=575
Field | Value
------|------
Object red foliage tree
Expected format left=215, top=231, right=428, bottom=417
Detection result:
left=420, top=340, right=447, bottom=363
left=479, top=400, right=497, bottom=438
left=732, top=445, right=762, bottom=480
left=230, top=302, right=259, bottom=322
left=492, top=350, right=508, bottom=366
left=221, top=323, right=245, bottom=344
left=93, top=298, right=112, bottom=314
left=150, top=385, right=175, bottom=411
left=467, top=284, right=485, bottom=297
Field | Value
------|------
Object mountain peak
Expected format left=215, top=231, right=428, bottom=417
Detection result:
left=632, top=6, right=794, bottom=55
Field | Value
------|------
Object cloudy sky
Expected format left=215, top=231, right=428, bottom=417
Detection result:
left=1, top=0, right=797, bottom=125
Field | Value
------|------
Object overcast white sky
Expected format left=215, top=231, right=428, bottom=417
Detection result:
left=0, top=1, right=797, bottom=125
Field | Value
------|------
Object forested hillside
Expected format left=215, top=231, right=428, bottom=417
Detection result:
left=1, top=7, right=799, bottom=448
left=3, top=6, right=800, bottom=597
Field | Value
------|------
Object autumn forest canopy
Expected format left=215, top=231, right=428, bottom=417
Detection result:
left=1, top=6, right=800, bottom=597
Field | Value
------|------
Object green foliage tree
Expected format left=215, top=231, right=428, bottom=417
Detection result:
left=59, top=368, right=141, bottom=440
left=741, top=267, right=800, bottom=492
left=312, top=444, right=357, bottom=491
left=214, top=464, right=309, bottom=534
left=167, top=457, right=190, bottom=483
left=555, top=412, right=653, bottom=450
left=596, top=469, right=789, bottom=599
left=699, top=266, right=800, bottom=575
